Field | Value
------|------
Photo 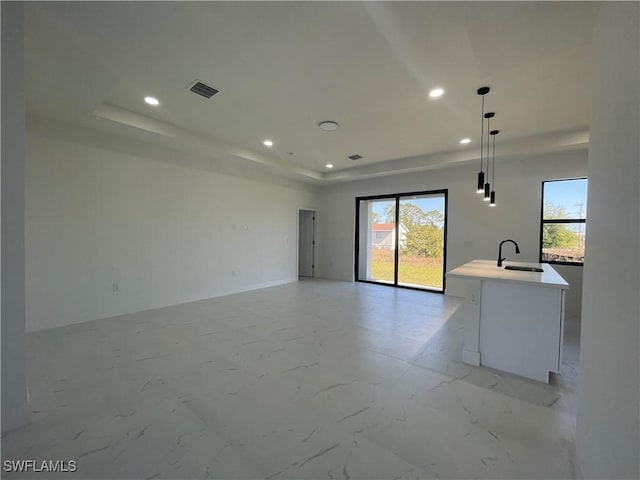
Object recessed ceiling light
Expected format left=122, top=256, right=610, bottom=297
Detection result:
left=319, top=121, right=339, bottom=131
left=428, top=88, right=445, bottom=98
left=263, top=140, right=273, bottom=147
left=326, top=164, right=334, bottom=169
left=144, top=96, right=160, bottom=106
left=460, top=138, right=471, bottom=144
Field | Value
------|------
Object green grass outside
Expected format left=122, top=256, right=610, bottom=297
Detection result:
left=369, top=250, right=443, bottom=289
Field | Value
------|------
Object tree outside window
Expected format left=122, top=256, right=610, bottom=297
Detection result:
left=382, top=203, right=445, bottom=258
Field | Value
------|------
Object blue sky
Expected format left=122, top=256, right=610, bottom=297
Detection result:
left=371, top=196, right=445, bottom=220
left=544, top=178, right=588, bottom=217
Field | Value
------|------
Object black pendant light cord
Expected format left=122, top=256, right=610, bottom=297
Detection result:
left=483, top=112, right=494, bottom=200
left=480, top=94, right=485, bottom=174
left=489, top=129, right=499, bottom=207
left=486, top=114, right=492, bottom=181
left=492, top=133, right=496, bottom=186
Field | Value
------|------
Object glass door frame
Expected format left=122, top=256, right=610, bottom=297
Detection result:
left=354, top=189, right=448, bottom=293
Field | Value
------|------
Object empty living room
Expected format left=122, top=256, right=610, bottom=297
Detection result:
left=2, top=2, right=638, bottom=479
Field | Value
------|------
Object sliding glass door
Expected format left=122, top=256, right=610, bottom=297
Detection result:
left=356, top=190, right=447, bottom=292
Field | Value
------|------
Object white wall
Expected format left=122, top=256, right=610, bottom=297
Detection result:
left=576, top=3, right=639, bottom=478
left=25, top=122, right=318, bottom=332
left=318, top=149, right=587, bottom=319
left=1, top=2, right=29, bottom=433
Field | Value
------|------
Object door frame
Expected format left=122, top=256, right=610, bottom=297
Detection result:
left=354, top=189, right=448, bottom=293
left=297, top=208, right=317, bottom=278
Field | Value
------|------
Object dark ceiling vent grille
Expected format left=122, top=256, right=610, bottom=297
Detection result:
left=189, top=81, right=219, bottom=99
left=349, top=154, right=363, bottom=161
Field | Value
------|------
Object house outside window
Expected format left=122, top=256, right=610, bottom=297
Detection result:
left=540, top=178, right=588, bottom=265
left=371, top=223, right=408, bottom=250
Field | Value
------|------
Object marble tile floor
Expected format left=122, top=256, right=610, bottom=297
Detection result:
left=2, top=279, right=580, bottom=479
left=411, top=306, right=580, bottom=415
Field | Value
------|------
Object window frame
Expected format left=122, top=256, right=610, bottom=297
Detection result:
left=539, top=177, right=587, bottom=266
left=354, top=189, right=448, bottom=293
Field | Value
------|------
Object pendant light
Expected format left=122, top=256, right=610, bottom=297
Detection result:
left=483, top=112, right=494, bottom=201
left=476, top=87, right=490, bottom=193
left=489, top=130, right=499, bottom=206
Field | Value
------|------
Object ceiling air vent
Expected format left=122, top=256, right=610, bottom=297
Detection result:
left=189, top=80, right=219, bottom=99
left=349, top=154, right=363, bottom=161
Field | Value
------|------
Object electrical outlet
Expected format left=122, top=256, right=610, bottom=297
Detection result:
left=113, top=282, right=119, bottom=293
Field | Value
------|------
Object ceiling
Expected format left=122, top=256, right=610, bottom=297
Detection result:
left=24, top=2, right=600, bottom=184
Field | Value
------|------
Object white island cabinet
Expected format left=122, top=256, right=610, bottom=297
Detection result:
left=446, top=259, right=569, bottom=383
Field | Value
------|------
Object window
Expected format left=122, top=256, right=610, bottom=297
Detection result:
left=355, top=190, right=448, bottom=292
left=540, top=178, right=587, bottom=265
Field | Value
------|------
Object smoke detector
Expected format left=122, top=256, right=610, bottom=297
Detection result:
left=318, top=121, right=339, bottom=131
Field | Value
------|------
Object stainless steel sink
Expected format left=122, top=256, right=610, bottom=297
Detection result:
left=504, top=265, right=544, bottom=273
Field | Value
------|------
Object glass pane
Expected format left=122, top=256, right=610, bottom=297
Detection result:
left=367, top=199, right=396, bottom=283
left=542, top=222, right=586, bottom=263
left=397, top=194, right=445, bottom=290
left=543, top=179, right=588, bottom=219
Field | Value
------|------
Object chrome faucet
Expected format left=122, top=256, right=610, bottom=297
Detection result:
left=498, top=239, right=520, bottom=267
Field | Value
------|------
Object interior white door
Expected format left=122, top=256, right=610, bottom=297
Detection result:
left=298, top=210, right=315, bottom=277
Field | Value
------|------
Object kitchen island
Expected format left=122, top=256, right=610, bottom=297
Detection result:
left=446, top=259, right=569, bottom=383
